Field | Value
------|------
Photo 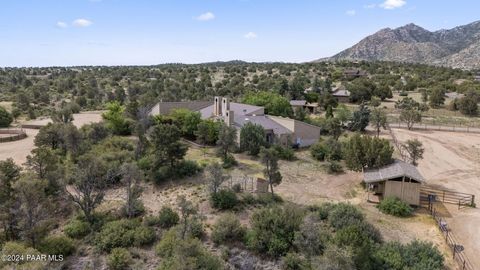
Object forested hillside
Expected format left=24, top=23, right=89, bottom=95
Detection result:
left=1, top=61, right=478, bottom=119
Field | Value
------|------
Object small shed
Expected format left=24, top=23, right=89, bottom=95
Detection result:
left=364, top=160, right=425, bottom=206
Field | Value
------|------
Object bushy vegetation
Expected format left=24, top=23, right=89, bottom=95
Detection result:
left=64, top=219, right=91, bottom=239
left=38, top=235, right=76, bottom=257
left=107, top=248, right=132, bottom=270
left=246, top=205, right=305, bottom=257
left=211, top=189, right=239, bottom=210
left=157, top=206, right=180, bottom=228
left=156, top=228, right=224, bottom=270
left=211, top=213, right=246, bottom=244
left=96, top=219, right=155, bottom=252
left=344, top=134, right=394, bottom=171
left=377, top=197, right=414, bottom=217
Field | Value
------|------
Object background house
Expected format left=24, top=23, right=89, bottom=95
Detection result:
left=149, top=97, right=321, bottom=147
left=289, top=100, right=319, bottom=113
left=332, top=88, right=351, bottom=103
left=364, top=160, right=425, bottom=206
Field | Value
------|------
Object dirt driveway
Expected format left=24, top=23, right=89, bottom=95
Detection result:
left=392, top=128, right=480, bottom=269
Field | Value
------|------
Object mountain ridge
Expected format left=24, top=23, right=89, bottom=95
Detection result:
left=320, top=20, right=480, bottom=69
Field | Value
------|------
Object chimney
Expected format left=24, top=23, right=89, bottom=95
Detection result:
left=214, top=96, right=222, bottom=116
left=225, top=110, right=234, bottom=127
left=222, top=97, right=230, bottom=117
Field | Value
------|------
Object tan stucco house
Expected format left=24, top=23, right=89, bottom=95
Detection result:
left=148, top=97, right=321, bottom=147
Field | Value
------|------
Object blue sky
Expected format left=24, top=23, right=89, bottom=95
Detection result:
left=0, top=0, right=479, bottom=67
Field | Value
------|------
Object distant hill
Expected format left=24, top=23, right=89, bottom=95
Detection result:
left=320, top=21, right=480, bottom=70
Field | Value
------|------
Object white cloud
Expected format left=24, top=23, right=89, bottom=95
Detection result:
left=364, top=4, right=376, bottom=9
left=244, top=32, right=257, bottom=39
left=72, top=18, right=93, bottom=27
left=380, top=0, right=406, bottom=10
left=346, top=10, right=356, bottom=16
left=195, top=12, right=215, bottom=21
left=56, top=21, right=68, bottom=28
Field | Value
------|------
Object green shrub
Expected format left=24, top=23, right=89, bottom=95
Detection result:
left=156, top=228, right=178, bottom=257
left=0, top=107, right=13, bottom=128
left=38, top=235, right=75, bottom=257
left=375, top=240, right=444, bottom=270
left=310, top=142, right=328, bottom=161
left=247, top=205, right=304, bottom=257
left=158, top=206, right=180, bottom=229
left=211, top=213, right=245, bottom=244
left=0, top=242, right=46, bottom=269
left=232, top=183, right=242, bottom=193
left=282, top=252, right=310, bottom=270
left=188, top=218, right=205, bottom=239
left=96, top=219, right=155, bottom=252
left=211, top=189, right=238, bottom=210
left=377, top=197, right=413, bottom=217
left=222, top=153, right=237, bottom=168
left=158, top=237, right=223, bottom=270
left=176, top=160, right=201, bottom=177
left=328, top=203, right=364, bottom=230
left=107, top=248, right=132, bottom=270
left=273, top=145, right=296, bottom=161
left=256, top=193, right=283, bottom=205
left=325, top=161, right=343, bottom=174
left=133, top=226, right=156, bottom=246
left=64, top=219, right=91, bottom=239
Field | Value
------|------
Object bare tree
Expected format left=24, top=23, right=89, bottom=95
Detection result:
left=205, top=162, right=228, bottom=194
left=177, top=195, right=197, bottom=240
left=121, top=163, right=143, bottom=218
left=14, top=174, right=50, bottom=248
left=66, top=157, right=106, bottom=224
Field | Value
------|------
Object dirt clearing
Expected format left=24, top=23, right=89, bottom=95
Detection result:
left=392, top=128, right=480, bottom=269
left=0, top=111, right=103, bottom=165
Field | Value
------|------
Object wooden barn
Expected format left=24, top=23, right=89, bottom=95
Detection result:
left=364, top=160, right=425, bottom=206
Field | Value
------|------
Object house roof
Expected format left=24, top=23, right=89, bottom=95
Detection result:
left=363, top=160, right=425, bottom=184
left=332, top=89, right=351, bottom=97
left=344, top=69, right=367, bottom=76
left=290, top=100, right=307, bottom=106
left=199, top=102, right=264, bottom=119
left=233, top=115, right=292, bottom=135
left=445, top=92, right=465, bottom=99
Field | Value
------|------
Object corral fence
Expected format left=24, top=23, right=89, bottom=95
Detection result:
left=20, top=124, right=45, bottom=129
left=389, top=122, right=480, bottom=134
left=224, top=175, right=269, bottom=193
left=420, top=186, right=476, bottom=209
left=0, top=128, right=27, bottom=143
left=425, top=203, right=475, bottom=270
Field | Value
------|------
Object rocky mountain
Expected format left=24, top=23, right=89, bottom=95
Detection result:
left=322, top=21, right=480, bottom=69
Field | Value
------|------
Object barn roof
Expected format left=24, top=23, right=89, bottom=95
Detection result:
left=363, top=160, right=425, bottom=183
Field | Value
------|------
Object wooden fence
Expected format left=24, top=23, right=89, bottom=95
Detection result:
left=389, top=122, right=480, bottom=134
left=420, top=186, right=475, bottom=209
left=0, top=129, right=27, bottom=143
left=425, top=204, right=475, bottom=270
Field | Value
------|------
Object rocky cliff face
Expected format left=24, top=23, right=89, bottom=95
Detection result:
left=323, top=21, right=480, bottom=69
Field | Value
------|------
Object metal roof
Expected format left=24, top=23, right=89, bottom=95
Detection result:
left=233, top=115, right=292, bottom=135
left=290, top=100, right=307, bottom=106
left=363, top=159, right=425, bottom=183
left=332, top=89, right=351, bottom=97
left=199, top=102, right=264, bottom=119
